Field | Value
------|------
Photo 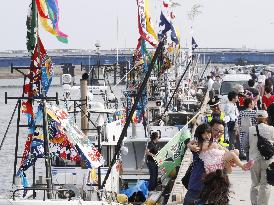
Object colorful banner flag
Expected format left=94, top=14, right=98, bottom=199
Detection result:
left=46, top=104, right=104, bottom=168
left=20, top=128, right=45, bottom=172
left=154, top=128, right=190, bottom=177
left=36, top=0, right=68, bottom=43
left=48, top=115, right=80, bottom=161
left=31, top=37, right=53, bottom=94
left=19, top=38, right=52, bottom=171
left=20, top=134, right=33, bottom=167
left=137, top=0, right=158, bottom=47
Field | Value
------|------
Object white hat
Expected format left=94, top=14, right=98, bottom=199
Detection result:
left=238, top=85, right=244, bottom=93
left=256, top=110, right=268, bottom=118
left=233, top=84, right=244, bottom=93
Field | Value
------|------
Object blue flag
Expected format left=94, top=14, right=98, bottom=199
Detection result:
left=158, top=12, right=179, bottom=44
left=171, top=26, right=179, bottom=44
left=158, top=12, right=172, bottom=39
left=192, top=37, right=198, bottom=51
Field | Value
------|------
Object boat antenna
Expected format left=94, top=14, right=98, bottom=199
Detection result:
left=114, top=15, right=119, bottom=85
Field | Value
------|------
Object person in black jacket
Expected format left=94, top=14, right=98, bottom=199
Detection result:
left=145, top=132, right=160, bottom=191
left=267, top=103, right=274, bottom=126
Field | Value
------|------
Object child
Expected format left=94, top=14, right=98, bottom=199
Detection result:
left=192, top=169, right=231, bottom=205
left=194, top=124, right=254, bottom=174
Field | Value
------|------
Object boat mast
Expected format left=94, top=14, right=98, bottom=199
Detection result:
left=35, top=0, right=53, bottom=198
left=114, top=15, right=119, bottom=85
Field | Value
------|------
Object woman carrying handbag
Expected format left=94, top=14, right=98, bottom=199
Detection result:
left=248, top=110, right=274, bottom=205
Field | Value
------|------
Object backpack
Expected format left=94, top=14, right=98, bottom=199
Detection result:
left=256, top=125, right=274, bottom=160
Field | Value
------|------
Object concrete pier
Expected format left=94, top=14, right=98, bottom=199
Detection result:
left=229, top=166, right=274, bottom=205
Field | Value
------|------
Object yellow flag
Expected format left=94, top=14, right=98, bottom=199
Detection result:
left=175, top=27, right=181, bottom=45
left=145, top=0, right=158, bottom=41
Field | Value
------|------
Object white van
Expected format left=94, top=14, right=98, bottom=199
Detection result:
left=220, top=74, right=251, bottom=96
left=218, top=74, right=251, bottom=108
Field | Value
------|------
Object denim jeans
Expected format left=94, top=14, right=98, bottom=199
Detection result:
left=146, top=160, right=158, bottom=191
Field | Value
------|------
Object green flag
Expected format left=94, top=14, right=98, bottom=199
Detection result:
left=26, top=0, right=37, bottom=52
left=154, top=128, right=190, bottom=177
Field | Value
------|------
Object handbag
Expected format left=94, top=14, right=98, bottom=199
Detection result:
left=181, top=162, right=193, bottom=189
left=256, top=125, right=274, bottom=160
left=266, top=162, right=274, bottom=186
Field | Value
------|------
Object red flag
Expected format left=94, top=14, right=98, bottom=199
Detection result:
left=20, top=134, right=33, bottom=166
left=24, top=84, right=31, bottom=95
left=163, top=1, right=169, bottom=8
left=32, top=37, right=47, bottom=69
left=22, top=100, right=34, bottom=116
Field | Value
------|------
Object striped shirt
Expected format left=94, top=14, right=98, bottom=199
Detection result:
left=238, top=109, right=257, bottom=133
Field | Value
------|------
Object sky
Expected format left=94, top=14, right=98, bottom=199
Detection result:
left=1, top=0, right=274, bottom=51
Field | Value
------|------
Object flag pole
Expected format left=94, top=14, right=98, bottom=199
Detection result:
left=34, top=0, right=53, bottom=198
left=101, top=39, right=165, bottom=188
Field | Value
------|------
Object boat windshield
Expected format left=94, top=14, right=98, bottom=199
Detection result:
left=220, top=81, right=248, bottom=95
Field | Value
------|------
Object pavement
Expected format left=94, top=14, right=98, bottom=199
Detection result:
left=229, top=166, right=274, bottom=205
left=167, top=151, right=274, bottom=205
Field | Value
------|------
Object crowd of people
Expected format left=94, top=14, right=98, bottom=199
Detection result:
left=144, top=67, right=274, bottom=204
left=183, top=68, right=274, bottom=205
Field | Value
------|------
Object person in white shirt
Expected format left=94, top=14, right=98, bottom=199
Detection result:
left=248, top=110, right=274, bottom=205
left=224, top=91, right=239, bottom=150
left=258, top=72, right=266, bottom=85
left=207, top=76, right=214, bottom=91
left=212, top=75, right=222, bottom=95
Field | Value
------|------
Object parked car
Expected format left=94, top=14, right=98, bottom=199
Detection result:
left=219, top=74, right=251, bottom=109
